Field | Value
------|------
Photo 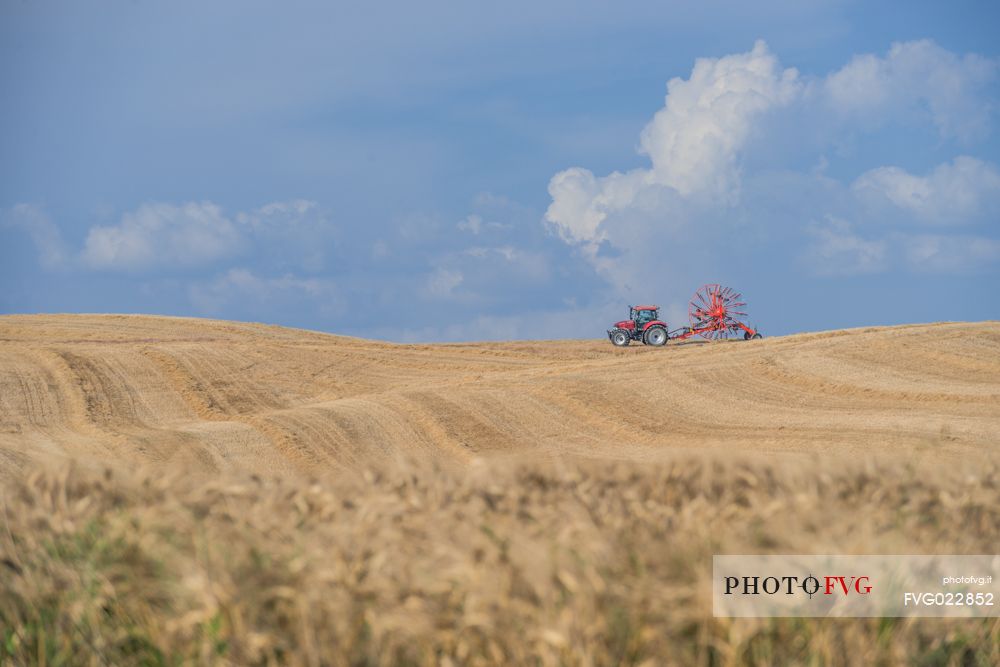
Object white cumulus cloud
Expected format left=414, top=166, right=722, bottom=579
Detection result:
left=457, top=213, right=513, bottom=235
left=804, top=218, right=887, bottom=276
left=79, top=199, right=332, bottom=272
left=3, top=204, right=69, bottom=269
left=545, top=39, right=1000, bottom=289
left=852, top=156, right=1000, bottom=225
left=424, top=267, right=464, bottom=299
left=82, top=202, right=242, bottom=270
left=825, top=40, right=998, bottom=141
left=236, top=199, right=321, bottom=232
left=236, top=199, right=331, bottom=272
left=639, top=39, right=801, bottom=199
left=189, top=268, right=338, bottom=313
left=902, top=234, right=1000, bottom=273
left=546, top=40, right=800, bottom=246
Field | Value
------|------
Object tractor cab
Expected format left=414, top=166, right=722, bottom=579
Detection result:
left=630, top=305, right=660, bottom=329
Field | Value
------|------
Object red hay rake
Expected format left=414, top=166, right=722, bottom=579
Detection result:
left=681, top=283, right=761, bottom=341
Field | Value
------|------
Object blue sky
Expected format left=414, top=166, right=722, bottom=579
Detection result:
left=2, top=0, right=998, bottom=340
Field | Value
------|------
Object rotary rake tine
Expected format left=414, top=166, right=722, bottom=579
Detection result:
left=686, top=284, right=763, bottom=341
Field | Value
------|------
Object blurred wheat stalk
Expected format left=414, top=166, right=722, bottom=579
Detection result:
left=1, top=455, right=998, bottom=666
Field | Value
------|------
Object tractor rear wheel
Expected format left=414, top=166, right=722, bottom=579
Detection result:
left=752, top=333, right=763, bottom=340
left=610, top=330, right=630, bottom=347
left=644, top=326, right=667, bottom=346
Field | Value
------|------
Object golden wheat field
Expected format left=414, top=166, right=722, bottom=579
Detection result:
left=1, top=314, right=999, bottom=665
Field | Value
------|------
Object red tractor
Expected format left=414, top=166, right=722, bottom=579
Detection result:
left=608, top=305, right=669, bottom=347
left=608, top=284, right=763, bottom=347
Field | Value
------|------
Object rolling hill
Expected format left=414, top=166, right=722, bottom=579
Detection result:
left=0, top=315, right=997, bottom=478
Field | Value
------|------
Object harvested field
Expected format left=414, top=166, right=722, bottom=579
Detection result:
left=1, top=315, right=998, bottom=475
left=0, top=315, right=998, bottom=665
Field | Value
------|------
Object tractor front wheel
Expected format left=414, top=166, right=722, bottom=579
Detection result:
left=610, top=330, right=630, bottom=347
left=644, top=326, right=668, bottom=346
